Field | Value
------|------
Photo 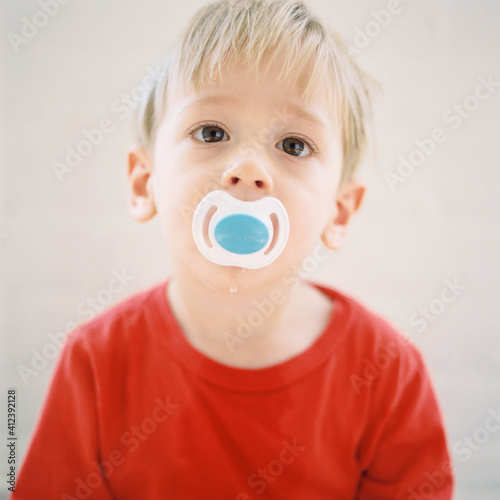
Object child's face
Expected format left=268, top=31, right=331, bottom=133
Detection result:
left=129, top=60, right=363, bottom=293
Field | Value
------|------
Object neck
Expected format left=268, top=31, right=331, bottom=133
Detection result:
left=167, top=264, right=333, bottom=368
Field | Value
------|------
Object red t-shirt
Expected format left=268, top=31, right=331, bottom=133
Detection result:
left=12, top=282, right=453, bottom=499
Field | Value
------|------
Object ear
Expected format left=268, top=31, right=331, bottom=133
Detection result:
left=127, top=146, right=157, bottom=222
left=321, top=178, right=365, bottom=250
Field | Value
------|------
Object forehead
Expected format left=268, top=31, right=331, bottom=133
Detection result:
left=166, top=59, right=339, bottom=132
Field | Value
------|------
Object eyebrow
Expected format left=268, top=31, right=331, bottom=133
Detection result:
left=176, top=94, right=242, bottom=117
left=281, top=102, right=330, bottom=130
left=177, top=94, right=330, bottom=131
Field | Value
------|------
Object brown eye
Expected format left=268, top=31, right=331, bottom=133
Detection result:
left=278, top=137, right=311, bottom=157
left=193, top=125, right=228, bottom=143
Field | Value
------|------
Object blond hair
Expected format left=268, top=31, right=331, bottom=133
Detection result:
left=134, top=0, right=373, bottom=183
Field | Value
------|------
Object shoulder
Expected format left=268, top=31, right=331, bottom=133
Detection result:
left=66, top=281, right=166, bottom=354
left=317, top=282, right=412, bottom=346
left=308, top=289, right=452, bottom=495
left=53, top=282, right=171, bottom=398
left=315, top=283, right=425, bottom=392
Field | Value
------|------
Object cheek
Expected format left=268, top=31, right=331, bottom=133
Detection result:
left=152, top=171, right=189, bottom=243
left=154, top=152, right=222, bottom=216
left=285, top=203, right=323, bottom=257
left=154, top=170, right=221, bottom=255
left=286, top=181, right=337, bottom=235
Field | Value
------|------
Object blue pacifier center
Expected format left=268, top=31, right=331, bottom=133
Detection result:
left=214, top=214, right=269, bottom=255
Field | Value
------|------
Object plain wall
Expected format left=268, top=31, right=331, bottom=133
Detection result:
left=1, top=0, right=499, bottom=498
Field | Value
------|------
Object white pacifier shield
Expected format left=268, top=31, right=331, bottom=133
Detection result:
left=192, top=190, right=289, bottom=269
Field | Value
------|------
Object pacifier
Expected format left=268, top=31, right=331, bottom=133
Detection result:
left=192, top=190, right=289, bottom=269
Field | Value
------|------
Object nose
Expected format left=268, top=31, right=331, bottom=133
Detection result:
left=221, top=159, right=273, bottom=196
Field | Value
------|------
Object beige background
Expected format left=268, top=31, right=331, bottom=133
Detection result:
left=1, top=0, right=499, bottom=498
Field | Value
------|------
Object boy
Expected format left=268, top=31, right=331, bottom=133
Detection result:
left=13, top=0, right=454, bottom=498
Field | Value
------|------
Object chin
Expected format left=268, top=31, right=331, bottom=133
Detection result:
left=198, top=263, right=273, bottom=296
left=175, top=246, right=297, bottom=295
